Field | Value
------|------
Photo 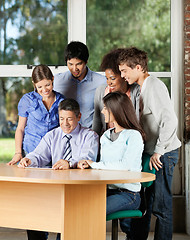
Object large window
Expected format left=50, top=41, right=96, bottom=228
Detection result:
left=87, top=0, right=170, bottom=73
left=0, top=0, right=183, bottom=133
left=0, top=0, right=184, bottom=165
left=0, top=0, right=67, bottom=137
left=0, top=0, right=67, bottom=66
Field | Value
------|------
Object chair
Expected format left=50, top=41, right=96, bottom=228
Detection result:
left=106, top=153, right=156, bottom=240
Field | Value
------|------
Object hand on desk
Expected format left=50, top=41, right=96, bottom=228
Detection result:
left=18, top=158, right=31, bottom=168
left=52, top=159, right=69, bottom=170
left=7, top=153, right=23, bottom=166
left=17, top=158, right=70, bottom=170
left=77, top=160, right=94, bottom=169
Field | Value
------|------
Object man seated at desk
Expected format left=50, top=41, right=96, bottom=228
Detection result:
left=18, top=98, right=99, bottom=169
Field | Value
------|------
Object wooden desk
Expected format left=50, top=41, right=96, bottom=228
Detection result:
left=0, top=164, right=155, bottom=240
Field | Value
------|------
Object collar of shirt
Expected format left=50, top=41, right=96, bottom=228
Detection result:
left=33, top=90, right=60, bottom=100
left=70, top=66, right=92, bottom=83
left=141, top=75, right=150, bottom=93
left=61, top=123, right=81, bottom=139
left=33, top=90, right=43, bottom=100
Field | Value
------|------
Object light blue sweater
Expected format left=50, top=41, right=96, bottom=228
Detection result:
left=91, top=128, right=144, bottom=192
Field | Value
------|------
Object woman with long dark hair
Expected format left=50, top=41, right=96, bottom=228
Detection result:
left=78, top=91, right=145, bottom=239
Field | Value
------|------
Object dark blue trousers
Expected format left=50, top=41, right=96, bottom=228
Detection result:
left=131, top=149, right=179, bottom=240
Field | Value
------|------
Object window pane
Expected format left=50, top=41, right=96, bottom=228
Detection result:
left=160, top=77, right=171, bottom=95
left=0, top=76, right=33, bottom=162
left=0, top=0, right=67, bottom=65
left=6, top=77, right=33, bottom=121
left=86, top=0, right=170, bottom=72
left=0, top=137, right=15, bottom=163
left=1, top=76, right=33, bottom=131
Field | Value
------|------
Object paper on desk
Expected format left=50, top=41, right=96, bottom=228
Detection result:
left=26, top=166, right=53, bottom=170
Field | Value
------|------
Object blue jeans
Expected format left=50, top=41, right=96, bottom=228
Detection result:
left=107, top=188, right=140, bottom=237
left=131, top=149, right=179, bottom=240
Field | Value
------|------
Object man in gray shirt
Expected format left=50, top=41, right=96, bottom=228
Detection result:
left=118, top=47, right=181, bottom=240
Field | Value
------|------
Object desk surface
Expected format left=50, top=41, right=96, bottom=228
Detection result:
left=0, top=163, right=155, bottom=239
left=0, top=163, right=155, bottom=184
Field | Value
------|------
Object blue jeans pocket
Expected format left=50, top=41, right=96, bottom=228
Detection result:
left=167, top=150, right=178, bottom=176
left=168, top=157, right=177, bottom=176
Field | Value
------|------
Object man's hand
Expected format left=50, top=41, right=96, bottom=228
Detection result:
left=52, top=159, right=70, bottom=170
left=18, top=158, right=31, bottom=168
left=149, top=153, right=162, bottom=171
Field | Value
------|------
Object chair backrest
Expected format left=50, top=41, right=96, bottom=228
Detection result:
left=141, top=152, right=156, bottom=188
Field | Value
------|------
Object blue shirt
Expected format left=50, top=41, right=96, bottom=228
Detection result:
left=91, top=128, right=144, bottom=192
left=53, top=67, right=106, bottom=128
left=18, top=90, right=65, bottom=153
left=26, top=124, right=99, bottom=168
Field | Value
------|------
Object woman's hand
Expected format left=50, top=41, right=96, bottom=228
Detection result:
left=7, top=153, right=23, bottom=165
left=77, top=160, right=94, bottom=169
left=18, top=158, right=31, bottom=168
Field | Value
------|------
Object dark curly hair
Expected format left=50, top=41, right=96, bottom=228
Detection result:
left=100, top=48, right=124, bottom=75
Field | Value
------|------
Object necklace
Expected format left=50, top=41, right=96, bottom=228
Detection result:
left=47, top=97, right=55, bottom=110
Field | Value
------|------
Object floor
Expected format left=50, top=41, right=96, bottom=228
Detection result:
left=0, top=228, right=190, bottom=240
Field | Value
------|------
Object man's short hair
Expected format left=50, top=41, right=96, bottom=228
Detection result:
left=59, top=99, right=80, bottom=117
left=64, top=41, right=89, bottom=63
left=118, top=47, right=148, bottom=73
